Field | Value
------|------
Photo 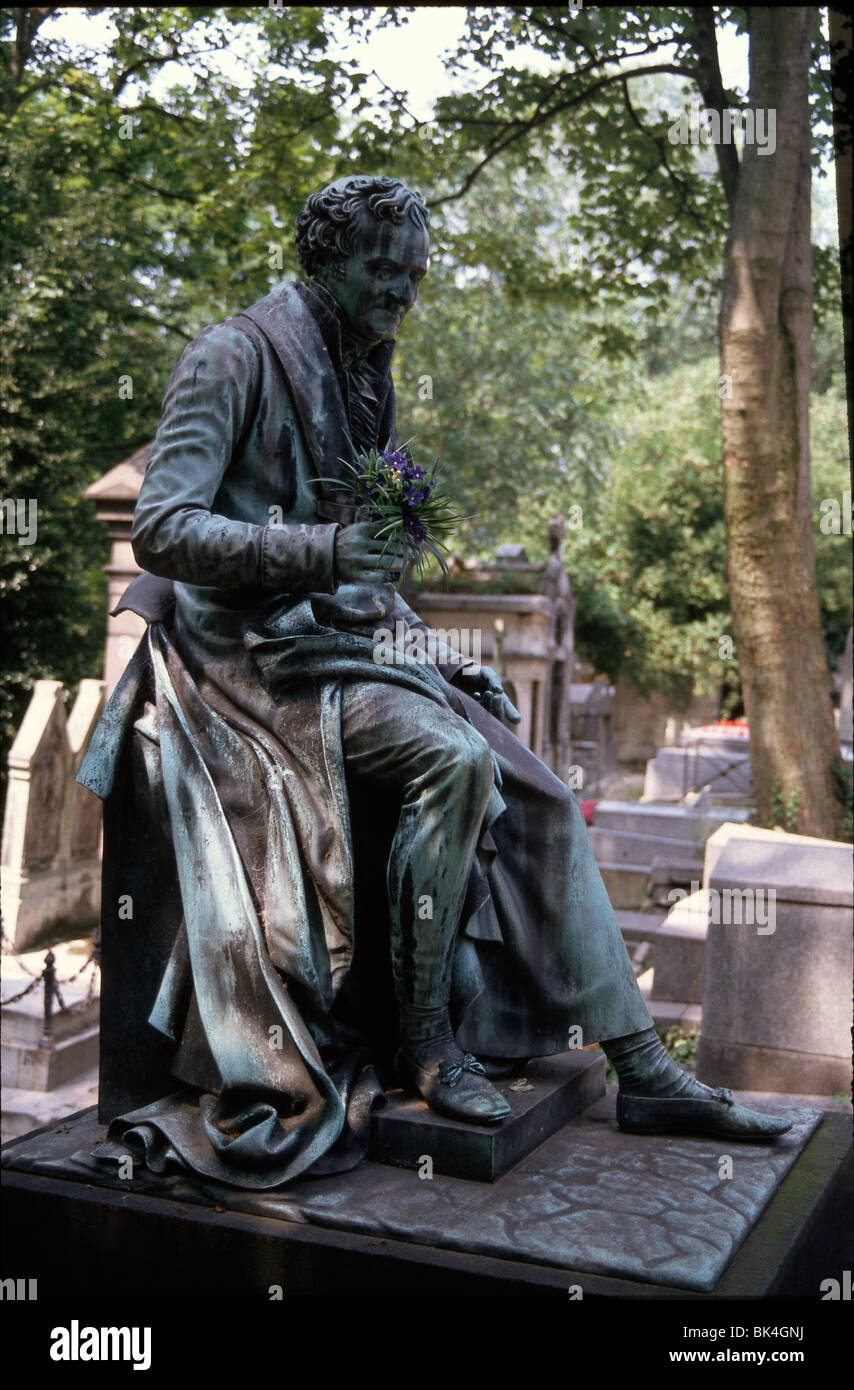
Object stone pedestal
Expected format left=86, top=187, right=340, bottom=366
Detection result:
left=2, top=1096, right=849, bottom=1299
left=369, top=1052, right=604, bottom=1181
left=697, top=831, right=853, bottom=1094
left=84, top=444, right=149, bottom=695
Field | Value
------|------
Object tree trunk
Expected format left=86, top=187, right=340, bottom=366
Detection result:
left=720, top=6, right=845, bottom=838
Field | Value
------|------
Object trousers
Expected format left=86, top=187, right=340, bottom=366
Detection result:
left=341, top=680, right=495, bottom=1015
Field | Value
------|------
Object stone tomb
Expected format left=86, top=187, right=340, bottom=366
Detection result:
left=646, top=822, right=844, bottom=1012
left=1, top=682, right=103, bottom=1136
left=697, top=830, right=854, bottom=1095
left=643, top=726, right=753, bottom=803
left=1, top=679, right=105, bottom=953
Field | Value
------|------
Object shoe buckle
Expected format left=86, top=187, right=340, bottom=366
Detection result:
left=712, top=1087, right=734, bottom=1106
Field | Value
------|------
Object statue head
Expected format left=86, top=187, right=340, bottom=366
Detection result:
left=295, top=175, right=430, bottom=342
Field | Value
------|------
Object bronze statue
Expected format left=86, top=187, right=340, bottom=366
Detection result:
left=77, top=175, right=791, bottom=1190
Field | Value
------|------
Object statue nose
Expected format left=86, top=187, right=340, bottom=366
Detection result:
left=395, top=287, right=416, bottom=313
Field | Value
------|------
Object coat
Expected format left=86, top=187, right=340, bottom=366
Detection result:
left=77, top=279, right=651, bottom=1189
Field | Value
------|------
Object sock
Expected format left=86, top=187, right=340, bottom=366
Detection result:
left=601, top=1026, right=716, bottom=1099
left=399, top=1002, right=456, bottom=1062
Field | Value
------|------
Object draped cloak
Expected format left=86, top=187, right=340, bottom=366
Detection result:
left=76, top=279, right=651, bottom=1190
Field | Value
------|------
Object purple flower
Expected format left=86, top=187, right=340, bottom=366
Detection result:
left=380, top=449, right=410, bottom=471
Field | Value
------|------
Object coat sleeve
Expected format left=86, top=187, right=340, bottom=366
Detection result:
left=390, top=593, right=477, bottom=683
left=131, top=323, right=339, bottom=593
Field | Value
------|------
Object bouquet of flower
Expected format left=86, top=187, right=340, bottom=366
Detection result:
left=331, top=443, right=466, bottom=579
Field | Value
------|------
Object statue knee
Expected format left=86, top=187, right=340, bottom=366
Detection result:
left=449, top=725, right=494, bottom=804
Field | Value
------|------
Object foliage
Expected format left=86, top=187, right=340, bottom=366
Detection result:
left=393, top=159, right=639, bottom=561
left=0, top=5, right=360, bottom=786
left=1, top=6, right=848, bottom=803
left=565, top=358, right=732, bottom=700
left=810, top=374, right=852, bottom=670
left=561, top=355, right=851, bottom=703
left=830, top=758, right=854, bottom=843
left=767, top=778, right=804, bottom=834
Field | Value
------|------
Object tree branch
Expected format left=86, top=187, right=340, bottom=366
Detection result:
left=689, top=6, right=740, bottom=209
left=620, top=76, right=706, bottom=229
left=102, top=168, right=197, bottom=202
left=429, top=64, right=697, bottom=208
left=2, top=6, right=59, bottom=112
left=121, top=101, right=204, bottom=128
left=121, top=308, right=194, bottom=341
left=112, top=50, right=177, bottom=99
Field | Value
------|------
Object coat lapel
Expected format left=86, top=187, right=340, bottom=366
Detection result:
left=234, top=280, right=395, bottom=523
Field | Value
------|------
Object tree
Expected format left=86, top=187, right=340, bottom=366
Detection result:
left=716, top=9, right=843, bottom=837
left=0, top=6, right=357, bottom=788
left=351, top=5, right=848, bottom=836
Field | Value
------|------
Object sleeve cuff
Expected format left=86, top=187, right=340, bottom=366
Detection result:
left=260, top=522, right=340, bottom=594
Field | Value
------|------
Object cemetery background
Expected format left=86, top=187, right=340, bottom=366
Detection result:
left=1, top=5, right=852, bottom=1304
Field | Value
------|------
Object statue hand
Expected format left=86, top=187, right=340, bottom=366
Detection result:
left=335, top=522, right=406, bottom=585
left=454, top=665, right=522, bottom=724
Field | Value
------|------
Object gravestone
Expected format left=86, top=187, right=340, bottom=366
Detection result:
left=1, top=682, right=104, bottom=1137
left=1, top=680, right=105, bottom=952
left=697, top=828, right=854, bottom=1094
left=643, top=727, right=753, bottom=803
left=588, top=800, right=751, bottom=910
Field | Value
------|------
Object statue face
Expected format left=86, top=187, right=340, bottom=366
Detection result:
left=322, top=213, right=429, bottom=342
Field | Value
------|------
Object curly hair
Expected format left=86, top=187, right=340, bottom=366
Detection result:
left=294, top=175, right=429, bottom=279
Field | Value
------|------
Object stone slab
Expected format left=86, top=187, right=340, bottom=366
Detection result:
left=1, top=1093, right=829, bottom=1295
left=1, top=1025, right=99, bottom=1091
left=651, top=918, right=708, bottom=1005
left=644, top=997, right=702, bottom=1031
left=593, top=800, right=751, bottom=843
left=644, top=747, right=753, bottom=802
left=369, top=1052, right=604, bottom=1181
left=1, top=987, right=99, bottom=1045
left=698, top=1038, right=852, bottom=1097
left=700, top=899, right=853, bottom=1064
left=709, top=834, right=853, bottom=907
left=646, top=856, right=705, bottom=908
left=1, top=1065, right=99, bottom=1143
left=703, top=822, right=845, bottom=891
left=615, top=909, right=665, bottom=943
left=597, top=863, right=650, bottom=909
left=588, top=826, right=695, bottom=866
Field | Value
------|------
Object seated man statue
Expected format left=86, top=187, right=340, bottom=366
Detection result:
left=77, top=174, right=790, bottom=1190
